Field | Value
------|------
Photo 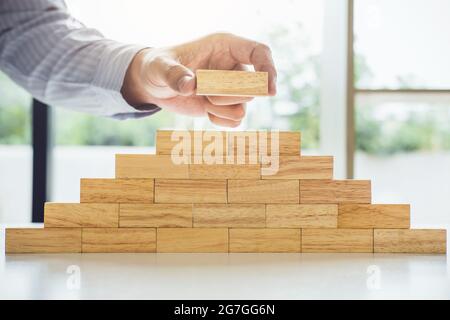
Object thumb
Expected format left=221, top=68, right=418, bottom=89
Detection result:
left=154, top=56, right=195, bottom=96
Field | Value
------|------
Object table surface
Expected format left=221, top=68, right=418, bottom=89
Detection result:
left=1, top=225, right=449, bottom=300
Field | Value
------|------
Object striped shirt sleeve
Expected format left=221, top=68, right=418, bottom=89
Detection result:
left=0, top=0, right=161, bottom=119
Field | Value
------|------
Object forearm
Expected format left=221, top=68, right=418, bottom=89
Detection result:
left=0, top=0, right=160, bottom=118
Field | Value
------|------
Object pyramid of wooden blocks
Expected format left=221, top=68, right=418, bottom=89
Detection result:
left=5, top=130, right=447, bottom=254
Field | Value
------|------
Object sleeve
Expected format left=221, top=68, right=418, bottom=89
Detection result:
left=0, top=0, right=161, bottom=119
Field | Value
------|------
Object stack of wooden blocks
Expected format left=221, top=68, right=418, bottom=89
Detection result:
left=5, top=130, right=447, bottom=254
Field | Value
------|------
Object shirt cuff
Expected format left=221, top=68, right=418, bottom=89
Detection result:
left=92, top=42, right=161, bottom=118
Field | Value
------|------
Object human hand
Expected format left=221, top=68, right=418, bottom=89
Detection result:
left=121, top=33, right=277, bottom=127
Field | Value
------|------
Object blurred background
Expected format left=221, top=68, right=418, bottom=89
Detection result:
left=1, top=0, right=449, bottom=226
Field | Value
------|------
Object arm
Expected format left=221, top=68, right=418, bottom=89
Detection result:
left=1, top=1, right=277, bottom=126
left=0, top=0, right=160, bottom=118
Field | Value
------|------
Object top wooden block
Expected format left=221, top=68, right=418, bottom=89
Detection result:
left=156, top=130, right=301, bottom=157
left=196, top=69, right=269, bottom=97
left=156, top=130, right=226, bottom=156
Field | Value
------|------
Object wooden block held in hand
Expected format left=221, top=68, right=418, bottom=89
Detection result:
left=82, top=228, right=156, bottom=253
left=6, top=228, right=81, bottom=254
left=229, top=229, right=301, bottom=253
left=196, top=69, right=268, bottom=97
left=157, top=228, right=228, bottom=253
left=45, top=203, right=119, bottom=228
left=338, top=204, right=410, bottom=229
left=262, top=156, right=333, bottom=179
left=266, top=204, right=338, bottom=228
left=302, top=229, right=373, bottom=253
left=155, top=179, right=227, bottom=203
left=80, top=179, right=154, bottom=203
left=190, top=163, right=260, bottom=179
left=115, top=154, right=188, bottom=179
left=193, top=204, right=265, bottom=228
left=374, top=229, right=446, bottom=254
left=300, top=180, right=371, bottom=204
left=120, top=204, right=192, bottom=228
left=228, top=180, right=299, bottom=203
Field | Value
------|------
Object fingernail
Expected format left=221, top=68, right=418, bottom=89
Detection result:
left=178, top=75, right=194, bottom=93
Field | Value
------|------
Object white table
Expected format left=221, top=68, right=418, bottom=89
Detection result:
left=1, top=225, right=449, bottom=300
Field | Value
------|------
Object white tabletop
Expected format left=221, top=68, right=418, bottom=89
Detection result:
left=1, top=225, right=449, bottom=300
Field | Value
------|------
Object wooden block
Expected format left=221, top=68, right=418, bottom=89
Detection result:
left=82, top=228, right=156, bottom=253
left=157, top=228, right=228, bottom=253
left=374, top=229, right=446, bottom=254
left=229, top=229, right=301, bottom=253
left=300, top=180, right=371, bottom=204
left=226, top=131, right=260, bottom=159
left=262, top=156, right=333, bottom=179
left=226, top=131, right=301, bottom=157
left=338, top=204, right=410, bottom=229
left=155, top=179, right=227, bottom=203
left=44, top=203, right=119, bottom=228
left=156, top=130, right=185, bottom=155
left=119, top=204, right=192, bottom=228
left=5, top=228, right=81, bottom=254
left=302, top=229, right=374, bottom=253
left=228, top=180, right=299, bottom=204
left=115, top=154, right=188, bottom=179
left=196, top=69, right=268, bottom=97
left=80, top=179, right=154, bottom=203
left=266, top=204, right=337, bottom=228
left=156, top=130, right=226, bottom=157
left=268, top=131, right=301, bottom=156
left=193, top=204, right=265, bottom=228
left=189, top=163, right=260, bottom=179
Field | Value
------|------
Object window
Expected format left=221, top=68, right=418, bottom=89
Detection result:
left=0, top=72, right=32, bottom=223
left=354, top=0, right=450, bottom=225
left=354, top=0, right=450, bottom=89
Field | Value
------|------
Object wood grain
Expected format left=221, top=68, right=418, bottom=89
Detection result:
left=228, top=180, right=299, bottom=204
left=189, top=163, right=260, bottom=179
left=266, top=131, right=301, bottom=156
left=80, top=179, right=154, bottom=203
left=119, top=204, right=192, bottom=228
left=82, top=228, right=156, bottom=253
left=157, top=228, right=228, bottom=253
left=44, top=203, right=119, bottom=228
left=266, top=204, right=338, bottom=228
left=155, top=179, right=227, bottom=203
left=229, top=229, right=301, bottom=253
left=262, top=156, right=333, bottom=179
left=302, top=229, right=374, bottom=253
left=115, top=154, right=188, bottom=179
left=156, top=130, right=226, bottom=157
left=226, top=131, right=260, bottom=158
left=196, top=69, right=268, bottom=97
left=6, top=228, right=81, bottom=254
left=193, top=204, right=265, bottom=228
left=300, top=180, right=371, bottom=204
left=374, top=229, right=446, bottom=254
left=338, top=204, right=410, bottom=229
left=227, top=131, right=301, bottom=157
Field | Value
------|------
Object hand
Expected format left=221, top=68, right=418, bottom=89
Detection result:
left=121, top=33, right=277, bottom=127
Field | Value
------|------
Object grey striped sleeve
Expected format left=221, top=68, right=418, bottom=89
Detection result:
left=0, top=0, right=160, bottom=119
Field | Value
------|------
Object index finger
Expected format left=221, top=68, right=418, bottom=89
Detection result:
left=224, top=34, right=277, bottom=95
